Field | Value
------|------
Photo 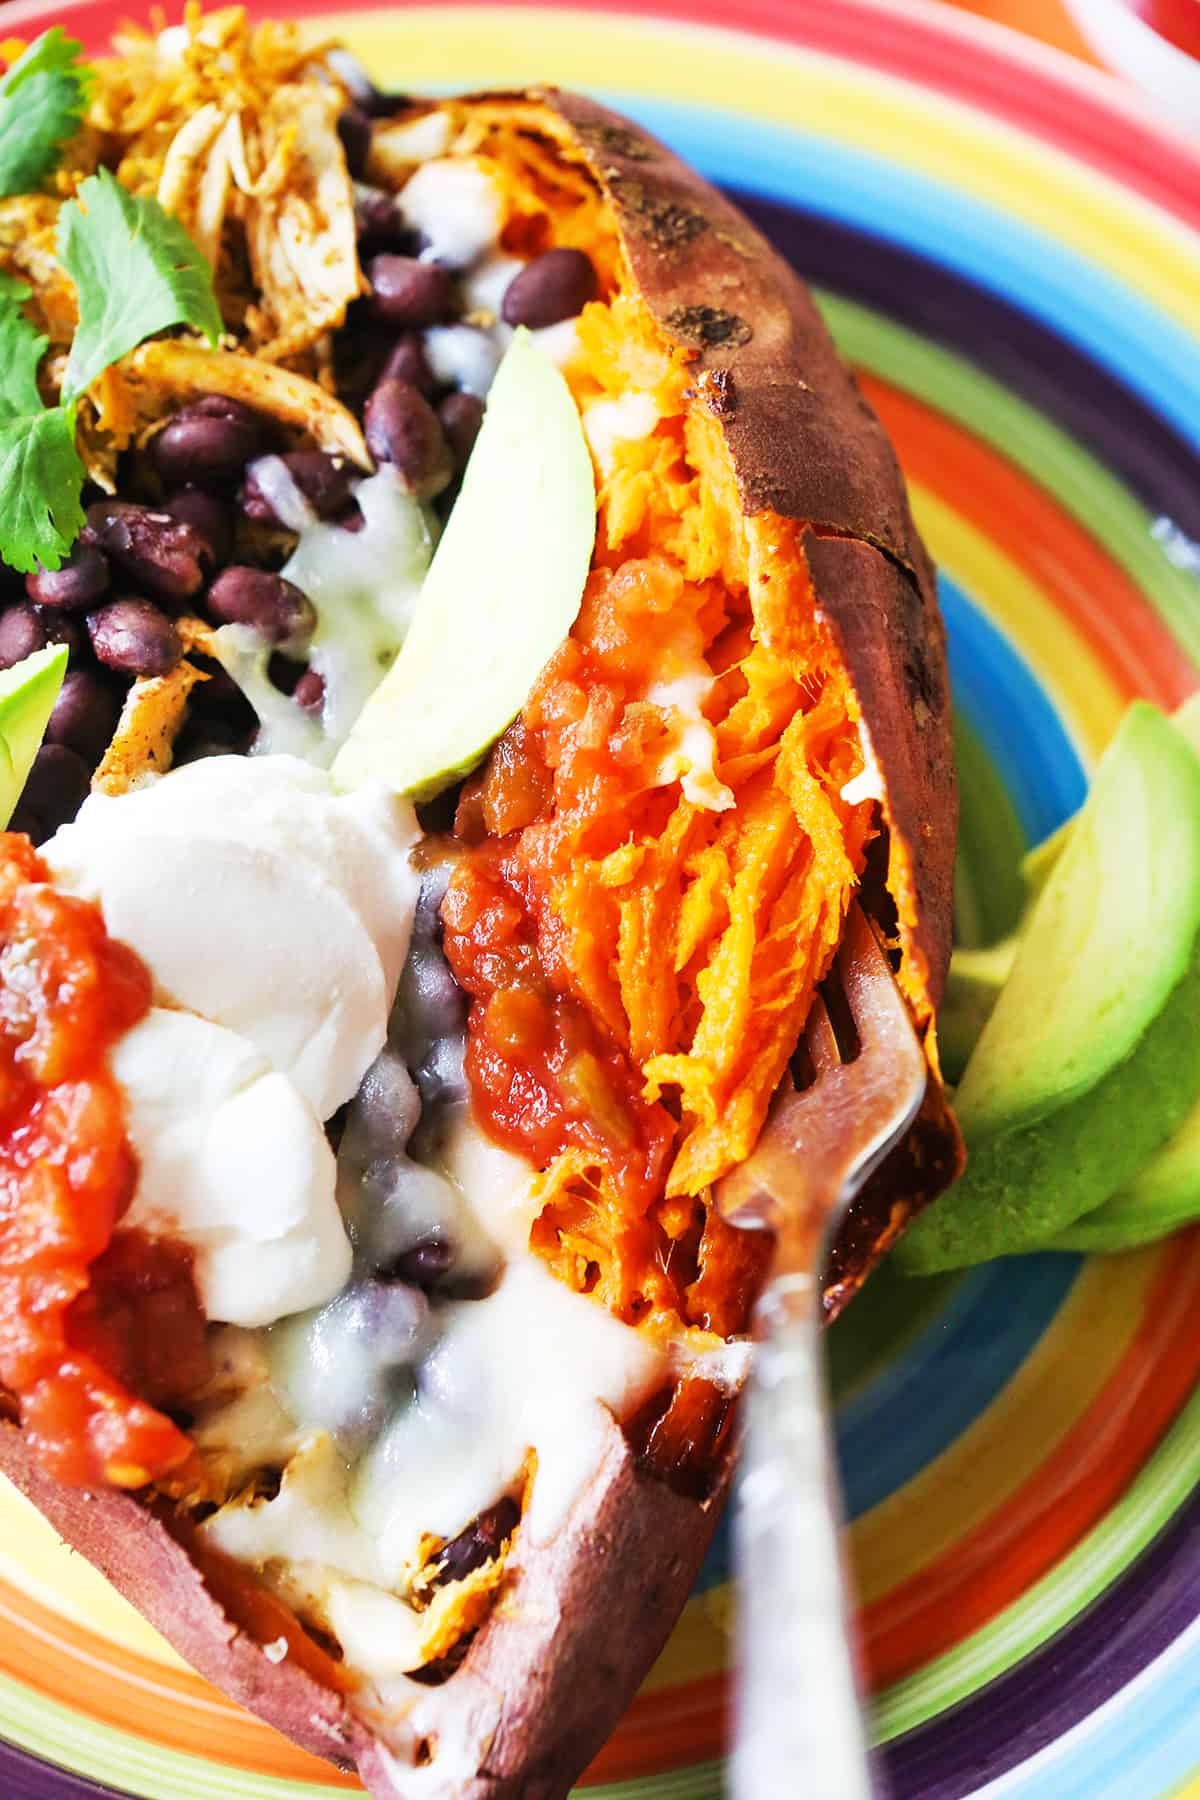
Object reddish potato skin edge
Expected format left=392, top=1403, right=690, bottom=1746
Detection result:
left=0, top=1412, right=728, bottom=1800
left=0, top=88, right=960, bottom=1800
left=0, top=1420, right=366, bottom=1769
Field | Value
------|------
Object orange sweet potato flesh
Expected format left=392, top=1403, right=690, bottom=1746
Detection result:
left=0, top=86, right=961, bottom=1800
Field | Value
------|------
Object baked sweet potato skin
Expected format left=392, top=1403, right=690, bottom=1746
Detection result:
left=0, top=1411, right=728, bottom=1800
left=0, top=1420, right=367, bottom=1769
left=0, top=86, right=960, bottom=1800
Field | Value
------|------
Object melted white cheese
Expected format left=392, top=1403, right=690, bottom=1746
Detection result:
left=204, top=1255, right=666, bottom=1595
left=45, top=755, right=420, bottom=1118
left=439, top=1109, right=538, bottom=1256
left=840, top=718, right=885, bottom=807
left=113, top=1010, right=348, bottom=1327
left=422, top=323, right=503, bottom=397
left=583, top=392, right=659, bottom=476
left=367, top=109, right=452, bottom=166
left=647, top=668, right=734, bottom=812
left=398, top=158, right=502, bottom=269
left=460, top=253, right=525, bottom=322
left=235, top=466, right=435, bottom=766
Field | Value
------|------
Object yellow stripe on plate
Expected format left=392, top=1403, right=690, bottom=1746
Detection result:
left=327, top=7, right=1200, bottom=332
left=0, top=1479, right=187, bottom=1667
left=908, top=485, right=1125, bottom=765
left=849, top=1246, right=1161, bottom=1604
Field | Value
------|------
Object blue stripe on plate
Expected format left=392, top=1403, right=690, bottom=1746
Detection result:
left=600, top=96, right=1200, bottom=458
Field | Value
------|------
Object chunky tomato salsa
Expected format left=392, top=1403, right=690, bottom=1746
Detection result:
left=0, top=835, right=205, bottom=1487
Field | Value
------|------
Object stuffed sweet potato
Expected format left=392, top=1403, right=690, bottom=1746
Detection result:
left=0, top=12, right=959, bottom=1797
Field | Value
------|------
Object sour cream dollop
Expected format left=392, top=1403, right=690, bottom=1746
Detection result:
left=45, top=755, right=420, bottom=1118
left=43, top=756, right=423, bottom=1329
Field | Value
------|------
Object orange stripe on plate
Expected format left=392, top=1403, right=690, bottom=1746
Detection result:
left=859, top=1231, right=1200, bottom=1686
left=0, top=1579, right=356, bottom=1786
left=858, top=373, right=1198, bottom=709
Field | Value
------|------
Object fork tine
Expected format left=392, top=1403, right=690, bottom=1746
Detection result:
left=804, top=992, right=840, bottom=1077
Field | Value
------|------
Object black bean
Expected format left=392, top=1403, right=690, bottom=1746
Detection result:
left=501, top=247, right=597, bottom=329
left=0, top=604, right=46, bottom=669
left=241, top=452, right=353, bottom=525
left=386, top=1235, right=456, bottom=1289
left=380, top=332, right=434, bottom=396
left=6, top=802, right=44, bottom=843
left=267, top=652, right=304, bottom=695
left=188, top=663, right=256, bottom=728
left=26, top=544, right=110, bottom=611
left=294, top=669, right=325, bottom=713
left=367, top=254, right=453, bottom=329
left=35, top=609, right=89, bottom=667
left=86, top=502, right=207, bottom=607
left=173, top=727, right=239, bottom=765
left=438, top=391, right=484, bottom=468
left=151, top=395, right=274, bottom=489
left=20, top=744, right=90, bottom=835
left=206, top=567, right=316, bottom=644
left=45, top=670, right=122, bottom=767
left=338, top=1279, right=430, bottom=1363
left=165, top=488, right=233, bottom=568
left=364, top=379, right=453, bottom=496
left=430, top=1498, right=520, bottom=1588
left=337, top=106, right=372, bottom=179
left=87, top=600, right=182, bottom=677
left=355, top=187, right=416, bottom=255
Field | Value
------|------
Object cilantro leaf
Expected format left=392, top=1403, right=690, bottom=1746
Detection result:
left=59, top=168, right=223, bottom=400
left=0, top=405, right=85, bottom=574
left=0, top=281, right=84, bottom=572
left=0, top=29, right=91, bottom=199
left=0, top=277, right=50, bottom=418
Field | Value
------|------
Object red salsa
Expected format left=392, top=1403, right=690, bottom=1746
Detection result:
left=0, top=835, right=206, bottom=1488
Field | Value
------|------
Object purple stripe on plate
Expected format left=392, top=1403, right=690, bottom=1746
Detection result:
left=881, top=1478, right=1200, bottom=1798
left=734, top=192, right=1200, bottom=549
left=0, top=1738, right=125, bottom=1800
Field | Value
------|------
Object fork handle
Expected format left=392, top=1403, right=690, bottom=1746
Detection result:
left=730, top=1271, right=880, bottom=1800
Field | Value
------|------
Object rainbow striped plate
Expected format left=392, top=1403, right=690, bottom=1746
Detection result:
left=2, top=0, right=1200, bottom=1794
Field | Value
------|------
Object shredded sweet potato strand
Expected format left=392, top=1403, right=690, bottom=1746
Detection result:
left=446, top=132, right=878, bottom=1334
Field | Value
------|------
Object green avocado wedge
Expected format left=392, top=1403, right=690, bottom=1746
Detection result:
left=951, top=702, right=1200, bottom=1143
left=1046, top=692, right=1200, bottom=1254
left=898, top=932, right=1200, bottom=1273
left=1052, top=1084, right=1200, bottom=1253
left=332, top=328, right=595, bottom=803
left=0, top=643, right=67, bottom=827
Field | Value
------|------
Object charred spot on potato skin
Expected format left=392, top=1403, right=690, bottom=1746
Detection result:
left=666, top=305, right=753, bottom=349
left=696, top=367, right=738, bottom=418
left=575, top=120, right=654, bottom=162
left=608, top=177, right=709, bottom=251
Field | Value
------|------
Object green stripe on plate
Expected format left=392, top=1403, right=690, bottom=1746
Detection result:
left=815, top=291, right=1200, bottom=671
left=871, top=1381, right=1200, bottom=1739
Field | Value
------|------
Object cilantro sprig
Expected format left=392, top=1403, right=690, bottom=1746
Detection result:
left=0, top=277, right=85, bottom=573
left=0, top=29, right=91, bottom=199
left=61, top=169, right=223, bottom=399
left=0, top=173, right=223, bottom=573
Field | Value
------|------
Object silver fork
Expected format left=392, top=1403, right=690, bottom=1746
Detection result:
left=716, top=902, right=928, bottom=1800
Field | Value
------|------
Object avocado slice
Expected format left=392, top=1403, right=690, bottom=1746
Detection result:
left=332, top=329, right=595, bottom=802
left=1052, top=1083, right=1200, bottom=1253
left=899, top=933, right=1200, bottom=1272
left=0, top=643, right=68, bottom=827
left=951, top=702, right=1200, bottom=1143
